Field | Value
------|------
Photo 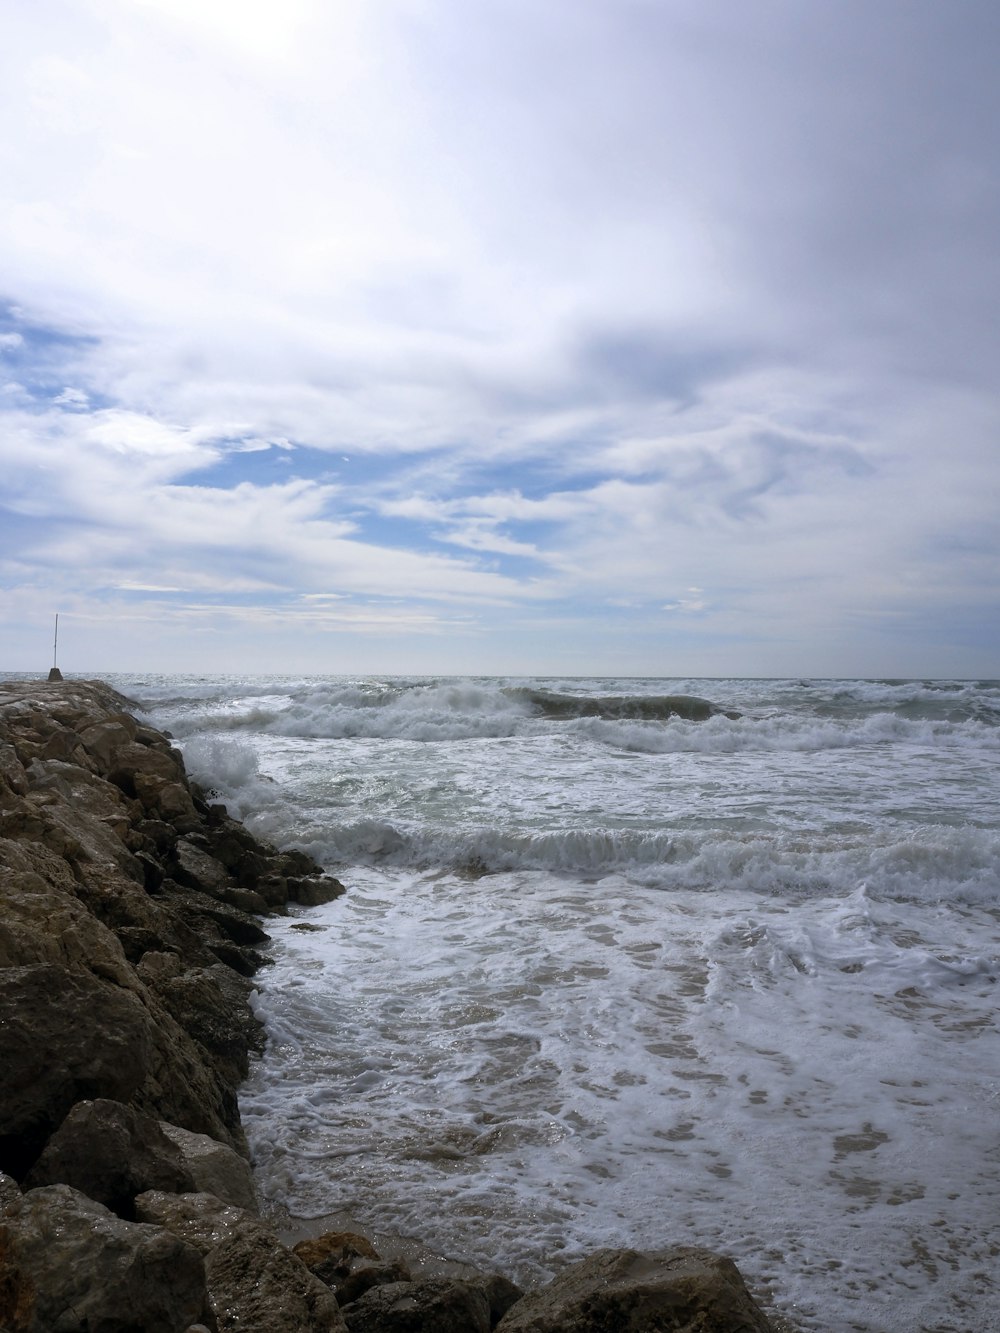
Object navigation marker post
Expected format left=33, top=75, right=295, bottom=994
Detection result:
left=48, top=613, right=63, bottom=682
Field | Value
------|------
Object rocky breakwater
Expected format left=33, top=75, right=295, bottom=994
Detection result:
left=0, top=679, right=785, bottom=1333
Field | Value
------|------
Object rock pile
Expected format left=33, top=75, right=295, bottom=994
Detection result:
left=0, top=679, right=782, bottom=1331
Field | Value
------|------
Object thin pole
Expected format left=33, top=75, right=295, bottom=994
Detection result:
left=53, top=614, right=59, bottom=669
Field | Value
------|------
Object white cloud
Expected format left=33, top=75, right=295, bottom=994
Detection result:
left=0, top=0, right=997, bottom=673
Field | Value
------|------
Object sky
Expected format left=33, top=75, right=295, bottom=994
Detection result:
left=2, top=0, right=999, bottom=678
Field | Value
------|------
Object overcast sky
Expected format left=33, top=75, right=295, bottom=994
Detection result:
left=2, top=0, right=998, bottom=677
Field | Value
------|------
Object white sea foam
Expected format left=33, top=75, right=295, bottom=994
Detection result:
left=241, top=870, right=1000, bottom=1332
left=129, top=674, right=1000, bottom=1332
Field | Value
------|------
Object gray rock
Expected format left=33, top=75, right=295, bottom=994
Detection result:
left=292, top=1230, right=382, bottom=1287
left=173, top=838, right=234, bottom=896
left=0, top=1183, right=209, bottom=1333
left=158, top=1122, right=258, bottom=1211
left=158, top=882, right=271, bottom=947
left=342, top=1278, right=492, bottom=1333
left=0, top=963, right=154, bottom=1177
left=77, top=715, right=139, bottom=770
left=292, top=1230, right=413, bottom=1305
left=145, top=961, right=264, bottom=1089
left=336, top=1260, right=415, bottom=1308
left=469, top=1272, right=524, bottom=1327
left=287, top=874, right=348, bottom=907
left=136, top=1190, right=346, bottom=1331
left=0, top=1171, right=20, bottom=1214
left=24, top=1099, right=196, bottom=1214
left=494, top=1247, right=774, bottom=1333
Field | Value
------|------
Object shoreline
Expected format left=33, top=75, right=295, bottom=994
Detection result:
left=0, top=677, right=788, bottom=1331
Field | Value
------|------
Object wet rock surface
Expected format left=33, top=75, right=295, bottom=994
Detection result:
left=0, top=678, right=782, bottom=1332
left=494, top=1247, right=775, bottom=1333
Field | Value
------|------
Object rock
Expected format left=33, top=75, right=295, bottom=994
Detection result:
left=341, top=1277, right=492, bottom=1333
left=136, top=1191, right=346, bottom=1331
left=172, top=838, right=234, bottom=897
left=0, top=857, right=137, bottom=988
left=0, top=1184, right=209, bottom=1333
left=0, top=963, right=154, bottom=1178
left=287, top=874, right=348, bottom=907
left=158, top=1123, right=258, bottom=1211
left=143, top=960, right=265, bottom=1089
left=23, top=1099, right=196, bottom=1215
left=0, top=681, right=377, bottom=1327
left=157, top=882, right=271, bottom=947
left=0, top=1173, right=20, bottom=1214
left=293, top=1231, right=382, bottom=1286
left=494, top=1247, right=774, bottom=1333
left=336, top=1260, right=415, bottom=1308
left=218, top=884, right=271, bottom=915
left=292, top=1230, right=412, bottom=1305
left=77, top=715, right=139, bottom=769
left=470, top=1272, right=524, bottom=1327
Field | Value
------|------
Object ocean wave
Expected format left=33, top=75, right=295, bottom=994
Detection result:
left=278, top=817, right=1000, bottom=906
left=570, top=709, right=1000, bottom=754
left=504, top=687, right=728, bottom=722
left=150, top=678, right=999, bottom=751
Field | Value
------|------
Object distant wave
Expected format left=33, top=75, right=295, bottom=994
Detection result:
left=504, top=687, right=732, bottom=722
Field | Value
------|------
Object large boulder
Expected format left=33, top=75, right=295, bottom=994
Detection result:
left=0, top=1173, right=20, bottom=1214
left=293, top=1231, right=412, bottom=1307
left=0, top=1184, right=210, bottom=1333
left=0, top=963, right=154, bottom=1178
left=494, top=1247, right=773, bottom=1333
left=140, top=956, right=265, bottom=1089
left=23, top=1099, right=196, bottom=1215
left=136, top=1190, right=346, bottom=1332
left=341, top=1278, right=492, bottom=1333
left=0, top=854, right=137, bottom=988
left=157, top=1122, right=258, bottom=1211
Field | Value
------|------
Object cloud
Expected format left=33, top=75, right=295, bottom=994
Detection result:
left=0, top=0, right=998, bottom=674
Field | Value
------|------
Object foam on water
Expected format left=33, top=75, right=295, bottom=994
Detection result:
left=125, top=675, right=1000, bottom=1331
left=241, top=870, right=1000, bottom=1332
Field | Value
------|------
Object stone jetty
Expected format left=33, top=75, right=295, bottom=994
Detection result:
left=0, top=678, right=783, bottom=1331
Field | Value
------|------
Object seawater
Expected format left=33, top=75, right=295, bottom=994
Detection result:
left=123, top=675, right=1000, bottom=1333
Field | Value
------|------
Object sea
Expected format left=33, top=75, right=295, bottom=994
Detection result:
left=117, top=674, right=999, bottom=1332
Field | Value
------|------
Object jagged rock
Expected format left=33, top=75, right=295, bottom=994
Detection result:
left=293, top=1230, right=381, bottom=1284
left=469, top=1272, right=524, bottom=1327
left=0, top=859, right=137, bottom=988
left=336, top=1260, right=415, bottom=1308
left=137, top=949, right=185, bottom=985
left=494, top=1247, right=774, bottom=1333
left=0, top=963, right=155, bottom=1178
left=77, top=715, right=139, bottom=769
left=134, top=774, right=202, bottom=830
left=158, top=882, right=271, bottom=947
left=0, top=680, right=366, bottom=1326
left=144, top=960, right=265, bottom=1087
left=292, top=1231, right=412, bottom=1305
left=341, top=1277, right=492, bottom=1332
left=135, top=1191, right=346, bottom=1331
left=158, top=1123, right=258, bottom=1211
left=288, top=874, right=348, bottom=907
left=0, top=742, right=29, bottom=797
left=0, top=951, right=246, bottom=1172
left=24, top=1099, right=196, bottom=1215
left=219, top=884, right=271, bottom=914
left=0, top=1172, right=20, bottom=1213
left=0, top=1184, right=210, bottom=1333
left=173, top=838, right=234, bottom=896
